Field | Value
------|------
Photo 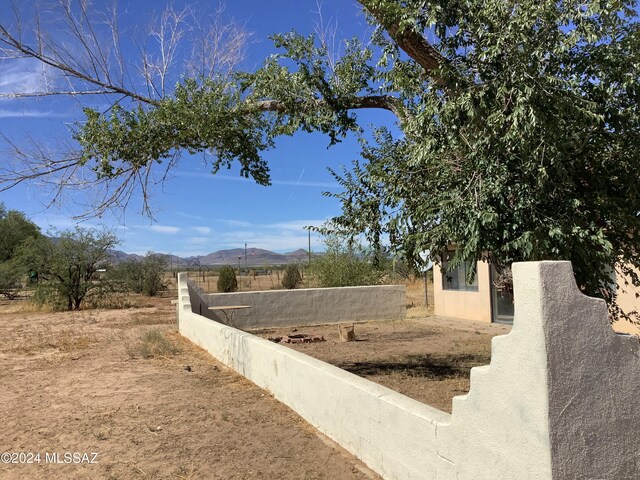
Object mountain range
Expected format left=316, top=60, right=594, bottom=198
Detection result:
left=109, top=248, right=310, bottom=267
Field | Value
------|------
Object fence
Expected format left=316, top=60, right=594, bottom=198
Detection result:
left=187, top=282, right=405, bottom=329
left=177, top=261, right=639, bottom=480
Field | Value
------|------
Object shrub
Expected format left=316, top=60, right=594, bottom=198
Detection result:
left=0, top=260, right=22, bottom=299
left=307, top=235, right=383, bottom=288
left=281, top=264, right=302, bottom=289
left=15, top=227, right=117, bottom=310
left=126, top=329, right=181, bottom=359
left=217, top=265, right=238, bottom=292
left=108, top=253, right=168, bottom=297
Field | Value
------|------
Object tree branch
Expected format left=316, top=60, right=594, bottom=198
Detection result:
left=357, top=0, right=447, bottom=82
left=0, top=24, right=159, bottom=106
left=0, top=90, right=120, bottom=99
left=253, top=94, right=408, bottom=122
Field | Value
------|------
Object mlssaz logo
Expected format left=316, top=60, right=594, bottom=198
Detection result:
left=45, top=452, right=98, bottom=464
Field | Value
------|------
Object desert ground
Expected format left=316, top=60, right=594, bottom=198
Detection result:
left=1, top=275, right=510, bottom=479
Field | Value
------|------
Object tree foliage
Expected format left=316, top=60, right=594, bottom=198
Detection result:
left=217, top=265, right=238, bottom=293
left=16, top=227, right=117, bottom=310
left=281, top=264, right=303, bottom=289
left=0, top=203, right=42, bottom=299
left=307, top=235, right=383, bottom=288
left=1, top=1, right=639, bottom=316
left=107, top=253, right=168, bottom=297
left=0, top=202, right=41, bottom=262
left=0, top=261, right=21, bottom=299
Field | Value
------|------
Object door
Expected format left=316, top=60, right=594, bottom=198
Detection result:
left=490, top=266, right=514, bottom=324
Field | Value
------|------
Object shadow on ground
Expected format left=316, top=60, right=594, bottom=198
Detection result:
left=335, top=352, right=491, bottom=379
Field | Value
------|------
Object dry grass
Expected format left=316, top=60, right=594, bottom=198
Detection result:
left=9, top=328, right=97, bottom=355
left=125, top=329, right=182, bottom=359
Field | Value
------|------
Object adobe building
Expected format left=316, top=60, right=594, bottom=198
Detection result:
left=433, top=254, right=640, bottom=335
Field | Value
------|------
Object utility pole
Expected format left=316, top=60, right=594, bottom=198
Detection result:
left=244, top=242, right=248, bottom=274
left=307, top=227, right=312, bottom=265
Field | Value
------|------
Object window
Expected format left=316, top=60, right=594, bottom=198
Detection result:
left=441, top=251, right=478, bottom=291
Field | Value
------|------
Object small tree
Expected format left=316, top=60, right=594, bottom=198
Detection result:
left=141, top=253, right=168, bottom=296
left=217, top=265, right=238, bottom=293
left=0, top=260, right=21, bottom=299
left=0, top=203, right=42, bottom=263
left=282, top=264, right=302, bottom=289
left=307, top=235, right=383, bottom=288
left=0, top=204, right=42, bottom=299
left=16, top=227, right=117, bottom=310
left=108, top=252, right=168, bottom=297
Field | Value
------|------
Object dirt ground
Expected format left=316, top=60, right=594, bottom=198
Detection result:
left=0, top=277, right=513, bottom=479
left=0, top=297, right=380, bottom=480
left=252, top=315, right=510, bottom=413
left=185, top=274, right=512, bottom=412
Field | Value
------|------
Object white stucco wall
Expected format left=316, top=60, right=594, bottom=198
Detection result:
left=178, top=262, right=640, bottom=480
left=188, top=282, right=406, bottom=329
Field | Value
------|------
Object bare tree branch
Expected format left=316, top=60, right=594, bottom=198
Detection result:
left=0, top=1, right=252, bottom=217
left=0, top=90, right=119, bottom=98
left=0, top=24, right=158, bottom=105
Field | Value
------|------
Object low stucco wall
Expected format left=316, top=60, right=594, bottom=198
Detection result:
left=178, top=262, right=640, bottom=480
left=187, top=282, right=406, bottom=329
left=433, top=260, right=492, bottom=322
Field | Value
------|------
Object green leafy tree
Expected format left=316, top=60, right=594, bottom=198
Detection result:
left=0, top=203, right=42, bottom=299
left=16, top=227, right=118, bottom=310
left=1, top=1, right=639, bottom=316
left=308, top=235, right=383, bottom=288
left=282, top=264, right=303, bottom=289
left=217, top=265, right=238, bottom=293
left=0, top=203, right=41, bottom=262
left=108, top=253, right=168, bottom=297
left=0, top=261, right=21, bottom=299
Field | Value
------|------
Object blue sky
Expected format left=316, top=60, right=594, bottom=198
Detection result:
left=0, top=1, right=395, bottom=256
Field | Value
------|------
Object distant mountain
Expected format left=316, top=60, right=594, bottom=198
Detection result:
left=198, top=248, right=309, bottom=266
left=108, top=250, right=145, bottom=263
left=108, top=248, right=311, bottom=266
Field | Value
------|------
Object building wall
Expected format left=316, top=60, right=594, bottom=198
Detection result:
left=433, top=260, right=493, bottom=322
left=612, top=267, right=640, bottom=335
left=188, top=282, right=406, bottom=329
left=177, top=263, right=640, bottom=480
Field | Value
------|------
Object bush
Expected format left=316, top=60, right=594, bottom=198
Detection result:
left=0, top=260, right=22, bottom=299
left=126, top=329, right=181, bottom=359
left=108, top=253, right=167, bottom=297
left=15, top=227, right=117, bottom=310
left=307, top=235, right=383, bottom=288
left=217, top=265, right=238, bottom=292
left=281, top=264, right=302, bottom=289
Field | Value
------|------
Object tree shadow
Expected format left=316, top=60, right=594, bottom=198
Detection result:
left=334, top=352, right=490, bottom=380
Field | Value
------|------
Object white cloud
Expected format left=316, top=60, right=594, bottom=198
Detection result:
left=192, top=226, right=211, bottom=234
left=0, top=58, right=50, bottom=96
left=175, top=211, right=203, bottom=220
left=268, top=219, right=326, bottom=231
left=187, top=236, right=210, bottom=244
left=176, top=172, right=337, bottom=189
left=0, top=109, right=67, bottom=118
left=149, top=225, right=180, bottom=234
left=221, top=219, right=252, bottom=228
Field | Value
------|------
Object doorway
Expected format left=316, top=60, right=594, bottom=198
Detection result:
left=490, top=266, right=514, bottom=324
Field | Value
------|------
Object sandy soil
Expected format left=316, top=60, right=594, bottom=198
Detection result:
left=0, top=297, right=379, bottom=480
